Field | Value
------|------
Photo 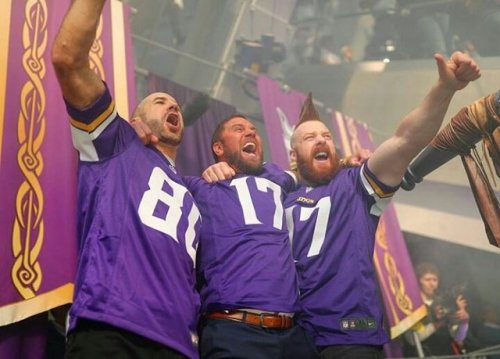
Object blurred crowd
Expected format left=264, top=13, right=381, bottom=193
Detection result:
left=283, top=0, right=500, bottom=68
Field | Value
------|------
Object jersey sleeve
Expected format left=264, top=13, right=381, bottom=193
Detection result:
left=181, top=175, right=204, bottom=194
left=263, top=162, right=297, bottom=193
left=65, top=83, right=136, bottom=162
left=359, top=163, right=400, bottom=216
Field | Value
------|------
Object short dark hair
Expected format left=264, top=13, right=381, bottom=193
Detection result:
left=210, top=114, right=249, bottom=162
left=416, top=262, right=439, bottom=279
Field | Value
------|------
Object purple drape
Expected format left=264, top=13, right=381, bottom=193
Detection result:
left=0, top=1, right=136, bottom=358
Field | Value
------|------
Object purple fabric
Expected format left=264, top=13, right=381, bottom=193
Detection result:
left=257, top=75, right=306, bottom=169
left=286, top=166, right=391, bottom=346
left=147, top=75, right=236, bottom=176
left=0, top=314, right=48, bottom=359
left=183, top=163, right=299, bottom=314
left=0, top=0, right=76, bottom=319
left=256, top=76, right=424, bottom=353
left=0, top=1, right=136, bottom=357
left=330, top=112, right=426, bottom=340
left=66, top=87, right=201, bottom=358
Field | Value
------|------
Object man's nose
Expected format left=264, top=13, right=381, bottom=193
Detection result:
left=316, top=135, right=326, bottom=144
left=245, top=128, right=257, bottom=137
left=168, top=103, right=179, bottom=112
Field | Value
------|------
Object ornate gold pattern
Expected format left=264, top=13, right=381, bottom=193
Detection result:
left=376, top=218, right=414, bottom=321
left=90, top=17, right=105, bottom=80
left=11, top=0, right=48, bottom=299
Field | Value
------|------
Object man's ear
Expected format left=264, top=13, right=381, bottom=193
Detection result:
left=289, top=148, right=297, bottom=163
left=213, top=141, right=224, bottom=158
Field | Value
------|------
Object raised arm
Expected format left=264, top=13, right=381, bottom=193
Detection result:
left=367, top=52, right=481, bottom=186
left=51, top=0, right=106, bottom=108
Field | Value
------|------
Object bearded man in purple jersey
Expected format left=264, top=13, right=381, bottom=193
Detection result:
left=184, top=115, right=319, bottom=359
left=132, top=113, right=319, bottom=358
left=52, top=1, right=201, bottom=358
left=285, top=51, right=480, bottom=359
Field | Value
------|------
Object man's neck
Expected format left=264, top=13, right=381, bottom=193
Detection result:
left=155, top=143, right=177, bottom=164
left=421, top=293, right=434, bottom=306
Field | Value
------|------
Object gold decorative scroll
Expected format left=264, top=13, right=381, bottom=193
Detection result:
left=11, top=0, right=48, bottom=299
left=375, top=219, right=413, bottom=321
left=90, top=16, right=105, bottom=80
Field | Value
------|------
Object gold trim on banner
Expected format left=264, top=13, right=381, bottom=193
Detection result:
left=111, top=0, right=129, bottom=119
left=390, top=304, right=428, bottom=339
left=11, top=0, right=48, bottom=299
left=375, top=218, right=421, bottom=339
left=90, top=16, right=105, bottom=80
left=0, top=0, right=13, bottom=166
left=373, top=219, right=400, bottom=324
left=0, top=283, right=74, bottom=326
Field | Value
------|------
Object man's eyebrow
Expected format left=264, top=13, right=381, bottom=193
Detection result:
left=152, top=96, right=180, bottom=106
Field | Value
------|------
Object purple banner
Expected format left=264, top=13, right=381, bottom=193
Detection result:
left=0, top=0, right=136, bottom=337
left=330, top=112, right=426, bottom=339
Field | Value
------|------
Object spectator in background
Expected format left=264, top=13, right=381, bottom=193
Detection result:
left=283, top=0, right=344, bottom=73
left=404, top=262, right=471, bottom=357
left=359, top=0, right=401, bottom=61
left=397, top=0, right=452, bottom=59
left=450, top=0, right=500, bottom=58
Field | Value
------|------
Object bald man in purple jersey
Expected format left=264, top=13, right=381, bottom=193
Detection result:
left=285, top=52, right=480, bottom=359
left=52, top=1, right=201, bottom=358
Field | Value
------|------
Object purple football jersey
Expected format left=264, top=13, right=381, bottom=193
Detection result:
left=183, top=163, right=300, bottom=314
left=66, top=86, right=201, bottom=358
left=285, top=165, right=398, bottom=347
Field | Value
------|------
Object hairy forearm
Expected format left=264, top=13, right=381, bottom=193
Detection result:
left=368, top=81, right=456, bottom=186
left=394, top=81, right=456, bottom=160
left=54, top=0, right=106, bottom=67
left=52, top=0, right=106, bottom=108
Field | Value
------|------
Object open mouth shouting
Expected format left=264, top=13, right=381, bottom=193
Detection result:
left=166, top=113, right=179, bottom=127
left=314, top=151, right=329, bottom=161
left=242, top=142, right=257, bottom=157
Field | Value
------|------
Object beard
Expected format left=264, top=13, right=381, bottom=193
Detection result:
left=149, top=120, right=184, bottom=146
left=159, top=131, right=183, bottom=146
left=296, top=152, right=340, bottom=186
left=226, top=149, right=264, bottom=175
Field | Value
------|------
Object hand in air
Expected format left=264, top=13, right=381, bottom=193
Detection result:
left=435, top=51, right=481, bottom=91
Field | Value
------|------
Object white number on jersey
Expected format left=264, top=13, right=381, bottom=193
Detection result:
left=287, top=197, right=331, bottom=257
left=138, top=167, right=200, bottom=264
left=230, top=177, right=284, bottom=230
